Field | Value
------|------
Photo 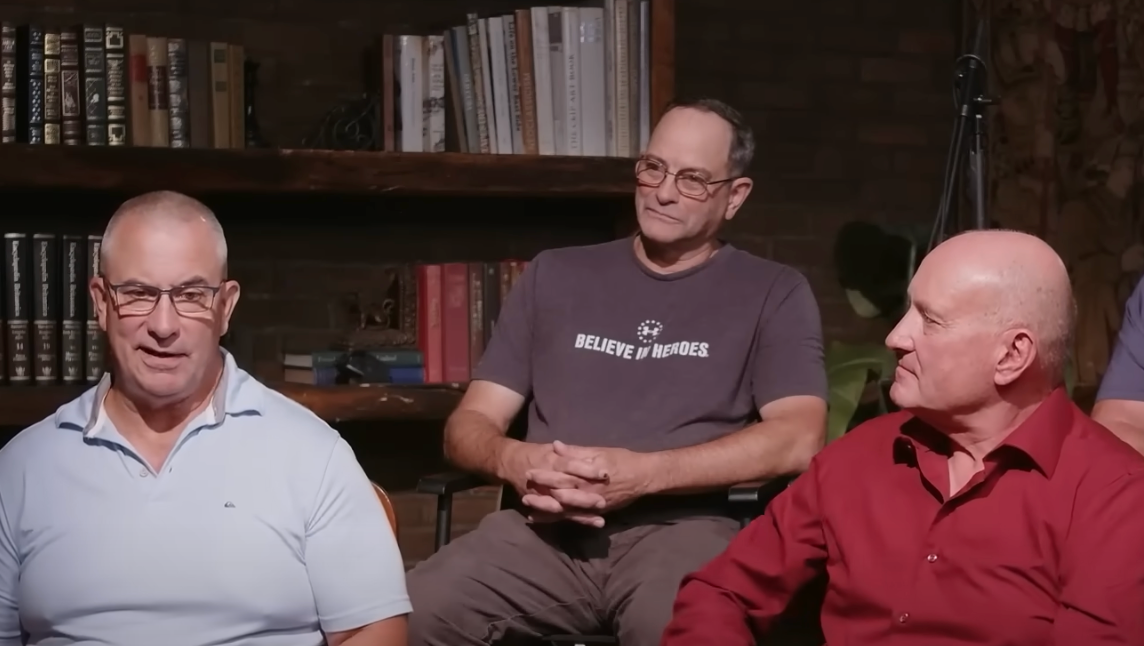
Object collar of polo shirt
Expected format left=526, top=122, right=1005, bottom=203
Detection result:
left=54, top=349, right=265, bottom=435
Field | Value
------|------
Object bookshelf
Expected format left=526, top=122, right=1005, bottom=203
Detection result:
left=0, top=145, right=640, bottom=197
left=0, top=382, right=466, bottom=428
left=276, top=382, right=466, bottom=422
left=0, top=0, right=676, bottom=426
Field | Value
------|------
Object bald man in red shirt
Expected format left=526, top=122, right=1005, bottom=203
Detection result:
left=662, top=230, right=1144, bottom=646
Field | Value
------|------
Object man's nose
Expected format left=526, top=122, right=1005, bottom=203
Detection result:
left=885, top=321, right=911, bottom=352
left=655, top=174, right=681, bottom=203
left=146, top=295, right=180, bottom=338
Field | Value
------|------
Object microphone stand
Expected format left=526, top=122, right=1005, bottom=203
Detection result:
left=927, top=16, right=995, bottom=252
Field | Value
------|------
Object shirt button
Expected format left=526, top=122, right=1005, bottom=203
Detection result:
left=139, top=469, right=149, bottom=477
left=927, top=553, right=938, bottom=563
left=898, top=612, right=909, bottom=623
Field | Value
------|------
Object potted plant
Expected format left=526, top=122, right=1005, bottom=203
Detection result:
left=823, top=221, right=923, bottom=439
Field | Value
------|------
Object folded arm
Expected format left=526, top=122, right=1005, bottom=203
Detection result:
left=443, top=257, right=536, bottom=489
left=1052, top=469, right=1144, bottom=643
left=648, top=395, right=825, bottom=494
left=1092, top=278, right=1144, bottom=455
left=1092, top=400, right=1144, bottom=456
left=662, top=462, right=828, bottom=645
left=650, top=272, right=827, bottom=493
left=443, top=382, right=527, bottom=486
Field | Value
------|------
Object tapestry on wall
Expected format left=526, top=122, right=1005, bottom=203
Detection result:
left=985, top=0, right=1144, bottom=386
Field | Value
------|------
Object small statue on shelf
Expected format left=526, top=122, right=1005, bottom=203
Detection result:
left=337, top=269, right=416, bottom=349
left=300, top=93, right=381, bottom=151
left=357, top=291, right=396, bottom=330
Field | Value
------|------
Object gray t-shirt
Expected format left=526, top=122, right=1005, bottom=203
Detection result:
left=473, top=237, right=827, bottom=452
left=1098, top=276, right=1144, bottom=401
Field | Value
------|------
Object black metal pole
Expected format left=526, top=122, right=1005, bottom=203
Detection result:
left=972, top=111, right=987, bottom=230
left=928, top=15, right=993, bottom=251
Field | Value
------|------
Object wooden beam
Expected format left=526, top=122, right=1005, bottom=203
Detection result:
left=0, top=382, right=464, bottom=428
left=0, top=145, right=637, bottom=198
left=649, top=0, right=676, bottom=128
left=272, top=382, right=464, bottom=423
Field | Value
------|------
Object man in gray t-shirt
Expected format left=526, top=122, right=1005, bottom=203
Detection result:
left=1093, top=277, right=1144, bottom=454
left=407, top=98, right=828, bottom=646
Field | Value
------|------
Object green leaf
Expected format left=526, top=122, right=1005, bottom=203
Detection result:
left=826, top=341, right=898, bottom=443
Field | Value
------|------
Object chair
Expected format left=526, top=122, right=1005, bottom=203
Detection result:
left=415, top=471, right=791, bottom=646
left=371, top=480, right=398, bottom=533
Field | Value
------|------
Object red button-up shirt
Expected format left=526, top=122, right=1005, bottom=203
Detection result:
left=663, top=388, right=1144, bottom=645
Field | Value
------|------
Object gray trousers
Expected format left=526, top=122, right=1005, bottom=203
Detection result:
left=406, top=508, right=738, bottom=646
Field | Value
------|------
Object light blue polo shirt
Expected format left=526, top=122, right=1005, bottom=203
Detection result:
left=0, top=351, right=411, bottom=646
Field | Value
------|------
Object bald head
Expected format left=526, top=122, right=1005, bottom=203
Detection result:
left=926, top=229, right=1075, bottom=383
left=100, top=191, right=227, bottom=277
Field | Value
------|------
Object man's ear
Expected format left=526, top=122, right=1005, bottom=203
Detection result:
left=724, top=177, right=753, bottom=221
left=995, top=328, right=1036, bottom=386
left=218, top=280, right=241, bottom=337
left=88, top=277, right=109, bottom=332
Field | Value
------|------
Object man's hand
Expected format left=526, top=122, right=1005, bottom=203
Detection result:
left=521, top=441, right=656, bottom=527
left=500, top=440, right=607, bottom=526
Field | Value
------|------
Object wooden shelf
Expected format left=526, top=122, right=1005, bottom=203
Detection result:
left=0, top=145, right=637, bottom=198
left=0, top=382, right=464, bottom=428
left=273, top=382, right=464, bottom=422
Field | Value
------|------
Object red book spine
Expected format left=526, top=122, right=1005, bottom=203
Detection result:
left=440, top=263, right=470, bottom=382
left=128, top=41, right=147, bottom=85
left=416, top=264, right=443, bottom=383
left=467, top=263, right=485, bottom=371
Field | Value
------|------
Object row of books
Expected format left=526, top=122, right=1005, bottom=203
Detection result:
left=0, top=235, right=529, bottom=388
left=0, top=22, right=246, bottom=148
left=281, top=260, right=529, bottom=386
left=281, top=348, right=427, bottom=386
left=0, top=233, right=105, bottom=385
left=385, top=0, right=651, bottom=157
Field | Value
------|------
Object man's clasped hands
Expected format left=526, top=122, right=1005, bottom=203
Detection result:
left=510, top=440, right=656, bottom=527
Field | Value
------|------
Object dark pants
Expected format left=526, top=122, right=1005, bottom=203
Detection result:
left=406, top=508, right=739, bottom=646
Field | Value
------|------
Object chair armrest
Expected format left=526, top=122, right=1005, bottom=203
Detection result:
left=727, top=477, right=791, bottom=505
left=416, top=471, right=486, bottom=496
left=727, top=477, right=794, bottom=528
left=417, top=470, right=489, bottom=552
left=547, top=636, right=618, bottom=644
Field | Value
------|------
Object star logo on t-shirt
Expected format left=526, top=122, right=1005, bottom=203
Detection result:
left=636, top=319, right=664, bottom=345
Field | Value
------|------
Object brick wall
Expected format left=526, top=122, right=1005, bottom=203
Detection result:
left=675, top=0, right=957, bottom=342
left=0, top=0, right=955, bottom=566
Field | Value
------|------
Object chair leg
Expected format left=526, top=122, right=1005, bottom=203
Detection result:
left=434, top=492, right=453, bottom=552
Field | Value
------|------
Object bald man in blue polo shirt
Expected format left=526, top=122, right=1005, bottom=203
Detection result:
left=0, top=191, right=410, bottom=646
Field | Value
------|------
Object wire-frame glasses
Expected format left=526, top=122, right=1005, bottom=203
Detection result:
left=635, top=158, right=735, bottom=198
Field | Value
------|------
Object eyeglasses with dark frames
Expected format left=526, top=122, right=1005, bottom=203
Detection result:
left=104, top=279, right=223, bottom=315
left=634, top=158, right=736, bottom=198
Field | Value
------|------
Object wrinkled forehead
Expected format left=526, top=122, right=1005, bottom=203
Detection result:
left=103, top=220, right=223, bottom=284
left=645, top=108, right=733, bottom=176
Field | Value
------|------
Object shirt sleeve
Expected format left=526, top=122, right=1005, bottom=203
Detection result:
left=0, top=492, right=19, bottom=646
left=751, top=269, right=827, bottom=408
left=305, top=439, right=411, bottom=634
left=1097, top=276, right=1144, bottom=401
left=470, top=256, right=539, bottom=397
left=1053, top=469, right=1144, bottom=643
left=661, top=459, right=828, bottom=646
